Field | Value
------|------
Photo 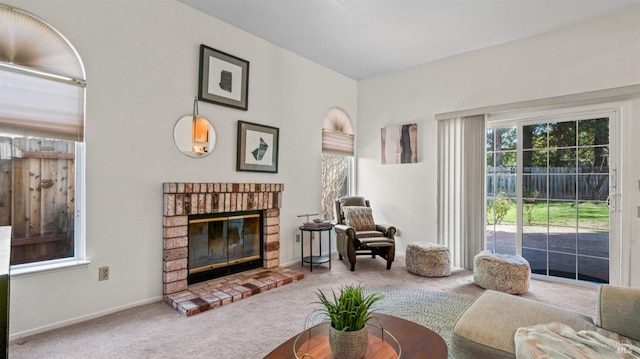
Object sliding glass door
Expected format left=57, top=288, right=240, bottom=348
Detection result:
left=486, top=111, right=617, bottom=284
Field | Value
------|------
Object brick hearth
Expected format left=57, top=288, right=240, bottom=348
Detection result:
left=165, top=267, right=304, bottom=317
left=162, top=182, right=291, bottom=315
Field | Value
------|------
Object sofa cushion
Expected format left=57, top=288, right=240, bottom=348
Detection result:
left=343, top=206, right=375, bottom=231
left=355, top=230, right=385, bottom=238
left=358, top=237, right=393, bottom=245
left=596, top=284, right=640, bottom=341
left=451, top=290, right=597, bottom=359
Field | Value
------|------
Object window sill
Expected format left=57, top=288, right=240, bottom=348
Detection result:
left=10, top=259, right=91, bottom=278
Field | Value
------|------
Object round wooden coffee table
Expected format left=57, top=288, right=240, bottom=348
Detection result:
left=264, top=313, right=447, bottom=358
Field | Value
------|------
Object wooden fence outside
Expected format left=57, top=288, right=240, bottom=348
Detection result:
left=0, top=137, right=75, bottom=265
left=487, top=166, right=609, bottom=201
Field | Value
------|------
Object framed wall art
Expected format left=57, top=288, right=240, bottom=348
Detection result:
left=381, top=123, right=418, bottom=164
left=237, top=120, right=279, bottom=173
left=198, top=44, right=249, bottom=111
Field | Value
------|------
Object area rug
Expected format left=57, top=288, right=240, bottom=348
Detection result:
left=305, top=287, right=472, bottom=359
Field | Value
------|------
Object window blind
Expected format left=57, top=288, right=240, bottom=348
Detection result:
left=437, top=115, right=486, bottom=269
left=322, top=107, right=354, bottom=156
left=0, top=4, right=85, bottom=142
left=0, top=69, right=84, bottom=141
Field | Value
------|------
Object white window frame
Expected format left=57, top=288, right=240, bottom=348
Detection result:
left=487, top=102, right=625, bottom=286
left=1, top=4, right=88, bottom=276
left=9, top=141, right=88, bottom=277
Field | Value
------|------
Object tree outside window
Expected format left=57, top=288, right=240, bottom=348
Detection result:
left=321, top=153, right=350, bottom=221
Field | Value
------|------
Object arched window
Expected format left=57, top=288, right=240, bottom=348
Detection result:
left=0, top=4, right=86, bottom=270
left=321, top=107, right=354, bottom=221
left=322, top=107, right=354, bottom=156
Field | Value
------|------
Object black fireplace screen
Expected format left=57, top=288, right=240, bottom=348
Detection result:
left=188, top=211, right=262, bottom=283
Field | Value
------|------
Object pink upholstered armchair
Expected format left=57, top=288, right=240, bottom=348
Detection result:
left=333, top=196, right=396, bottom=271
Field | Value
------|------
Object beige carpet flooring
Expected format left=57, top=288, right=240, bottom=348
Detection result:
left=9, top=253, right=599, bottom=359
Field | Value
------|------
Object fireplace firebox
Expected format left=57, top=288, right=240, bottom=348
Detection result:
left=188, top=210, right=263, bottom=284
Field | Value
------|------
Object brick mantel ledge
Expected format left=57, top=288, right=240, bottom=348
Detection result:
left=162, top=182, right=284, bottom=296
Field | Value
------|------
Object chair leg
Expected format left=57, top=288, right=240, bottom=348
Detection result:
left=350, top=262, right=355, bottom=271
left=386, top=260, right=392, bottom=270
left=339, top=253, right=343, bottom=260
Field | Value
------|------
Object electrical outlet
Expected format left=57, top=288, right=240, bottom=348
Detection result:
left=98, top=266, right=109, bottom=281
left=296, top=234, right=300, bottom=243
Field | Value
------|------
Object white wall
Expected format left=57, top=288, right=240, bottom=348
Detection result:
left=356, top=7, right=640, bottom=285
left=5, top=0, right=357, bottom=338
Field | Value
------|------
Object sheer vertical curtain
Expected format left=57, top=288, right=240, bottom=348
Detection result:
left=437, top=115, right=485, bottom=269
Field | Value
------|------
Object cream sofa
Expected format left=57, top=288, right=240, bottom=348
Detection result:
left=451, top=284, right=640, bottom=358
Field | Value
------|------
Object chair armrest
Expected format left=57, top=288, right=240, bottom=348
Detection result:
left=334, top=224, right=355, bottom=236
left=596, top=284, right=640, bottom=341
left=333, top=224, right=357, bottom=264
left=375, top=224, right=396, bottom=239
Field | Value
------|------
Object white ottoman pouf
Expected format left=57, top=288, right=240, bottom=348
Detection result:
left=406, top=242, right=451, bottom=277
left=473, top=251, right=531, bottom=294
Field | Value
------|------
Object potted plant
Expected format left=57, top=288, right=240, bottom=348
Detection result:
left=315, top=284, right=383, bottom=359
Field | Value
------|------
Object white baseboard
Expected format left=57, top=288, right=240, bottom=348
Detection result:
left=10, top=295, right=163, bottom=341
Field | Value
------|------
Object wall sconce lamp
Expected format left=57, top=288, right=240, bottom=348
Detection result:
left=173, top=98, right=216, bottom=158
left=192, top=97, right=209, bottom=153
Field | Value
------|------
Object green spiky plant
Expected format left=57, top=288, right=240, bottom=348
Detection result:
left=315, top=284, right=383, bottom=332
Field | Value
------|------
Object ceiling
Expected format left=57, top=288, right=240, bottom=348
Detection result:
left=179, top=0, right=640, bottom=80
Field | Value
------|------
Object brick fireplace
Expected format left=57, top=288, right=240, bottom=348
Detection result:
left=162, top=183, right=284, bottom=297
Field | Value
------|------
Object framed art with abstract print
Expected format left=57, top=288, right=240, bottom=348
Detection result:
left=237, top=121, right=279, bottom=173
left=381, top=123, right=418, bottom=164
left=198, top=44, right=249, bottom=111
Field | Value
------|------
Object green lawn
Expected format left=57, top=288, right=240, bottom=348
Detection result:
left=489, top=201, right=609, bottom=231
